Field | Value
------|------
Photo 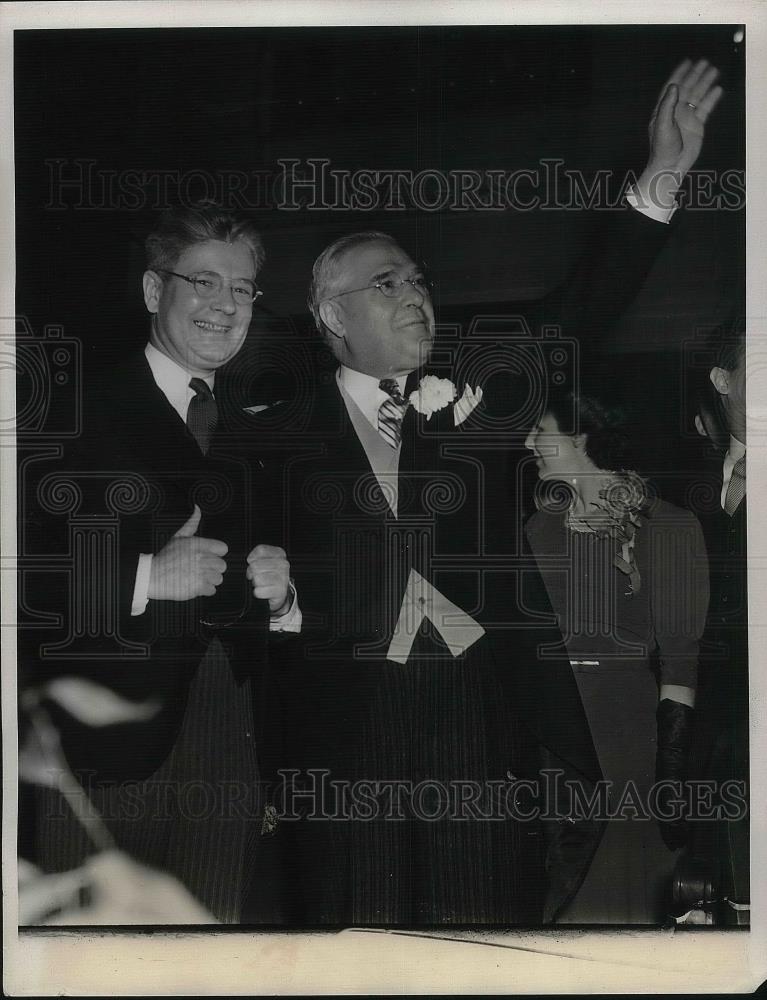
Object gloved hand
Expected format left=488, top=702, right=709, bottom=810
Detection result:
left=656, top=698, right=695, bottom=851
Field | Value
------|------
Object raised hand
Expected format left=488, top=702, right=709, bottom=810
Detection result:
left=634, top=58, right=723, bottom=216
left=147, top=504, right=228, bottom=601
left=647, top=58, right=724, bottom=176
left=246, top=544, right=291, bottom=615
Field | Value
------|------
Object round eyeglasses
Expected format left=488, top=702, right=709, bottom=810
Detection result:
left=323, top=268, right=433, bottom=303
left=158, top=269, right=263, bottom=305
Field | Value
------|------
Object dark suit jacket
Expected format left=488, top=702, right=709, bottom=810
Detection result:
left=23, top=350, right=271, bottom=784
left=262, top=379, right=599, bottom=760
left=236, top=202, right=677, bottom=924
left=686, top=453, right=749, bottom=913
left=692, top=453, right=748, bottom=747
left=246, top=377, right=604, bottom=924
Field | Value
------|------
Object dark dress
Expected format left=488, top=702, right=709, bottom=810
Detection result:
left=525, top=498, right=709, bottom=924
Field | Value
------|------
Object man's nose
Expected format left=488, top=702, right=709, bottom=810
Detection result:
left=212, top=284, right=238, bottom=314
left=400, top=278, right=426, bottom=306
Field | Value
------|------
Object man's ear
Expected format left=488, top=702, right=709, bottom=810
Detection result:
left=318, top=299, right=345, bottom=340
left=710, top=366, right=730, bottom=396
left=143, top=270, right=162, bottom=314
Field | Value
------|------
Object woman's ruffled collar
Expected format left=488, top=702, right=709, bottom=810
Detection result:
left=566, top=470, right=650, bottom=594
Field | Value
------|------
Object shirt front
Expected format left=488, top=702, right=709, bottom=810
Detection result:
left=336, top=366, right=484, bottom=663
left=145, top=341, right=215, bottom=423
left=337, top=365, right=407, bottom=431
left=132, top=343, right=300, bottom=631
left=337, top=366, right=406, bottom=517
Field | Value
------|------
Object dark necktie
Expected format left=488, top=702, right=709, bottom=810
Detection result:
left=724, top=454, right=746, bottom=516
left=187, top=377, right=218, bottom=455
left=378, top=378, right=409, bottom=449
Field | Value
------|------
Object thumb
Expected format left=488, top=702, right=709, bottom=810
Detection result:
left=656, top=83, right=678, bottom=130
left=174, top=504, right=201, bottom=538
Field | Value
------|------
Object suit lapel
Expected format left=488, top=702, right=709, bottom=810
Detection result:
left=318, top=380, right=378, bottom=477
left=110, top=353, right=205, bottom=475
left=316, top=381, right=403, bottom=522
left=399, top=400, right=451, bottom=522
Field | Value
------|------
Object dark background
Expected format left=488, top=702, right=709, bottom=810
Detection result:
left=14, top=24, right=745, bottom=485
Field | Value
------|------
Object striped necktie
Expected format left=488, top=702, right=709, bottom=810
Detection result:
left=187, top=377, right=218, bottom=455
left=724, top=454, right=746, bottom=516
left=378, top=378, right=409, bottom=449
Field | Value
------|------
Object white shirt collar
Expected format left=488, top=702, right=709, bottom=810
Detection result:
left=726, top=435, right=746, bottom=464
left=145, top=342, right=215, bottom=422
left=337, top=365, right=408, bottom=430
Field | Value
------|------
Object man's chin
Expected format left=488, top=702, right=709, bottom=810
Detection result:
left=190, top=345, right=241, bottom=369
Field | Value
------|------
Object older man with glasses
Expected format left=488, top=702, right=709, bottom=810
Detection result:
left=244, top=59, right=724, bottom=927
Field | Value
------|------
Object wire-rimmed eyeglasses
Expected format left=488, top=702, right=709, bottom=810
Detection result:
left=322, top=267, right=433, bottom=303
left=158, top=269, right=263, bottom=305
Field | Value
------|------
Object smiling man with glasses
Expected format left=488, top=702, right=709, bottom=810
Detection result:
left=27, top=201, right=298, bottom=924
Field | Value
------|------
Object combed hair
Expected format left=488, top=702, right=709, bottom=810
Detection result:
left=145, top=200, right=265, bottom=273
left=308, top=231, right=401, bottom=336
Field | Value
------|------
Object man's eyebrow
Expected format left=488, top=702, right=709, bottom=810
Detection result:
left=194, top=269, right=255, bottom=281
left=369, top=267, right=399, bottom=282
left=369, top=265, right=420, bottom=282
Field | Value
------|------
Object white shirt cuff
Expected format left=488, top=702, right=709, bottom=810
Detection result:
left=131, top=553, right=153, bottom=616
left=625, top=185, right=678, bottom=225
left=269, top=581, right=302, bottom=633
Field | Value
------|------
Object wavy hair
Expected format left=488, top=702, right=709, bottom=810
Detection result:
left=545, top=388, right=635, bottom=472
left=145, top=200, right=265, bottom=274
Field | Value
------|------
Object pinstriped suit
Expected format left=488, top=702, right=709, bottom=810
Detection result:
left=247, top=377, right=603, bottom=925
left=23, top=351, right=281, bottom=923
left=245, top=203, right=678, bottom=924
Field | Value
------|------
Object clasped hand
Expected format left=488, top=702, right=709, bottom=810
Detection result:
left=147, top=504, right=291, bottom=614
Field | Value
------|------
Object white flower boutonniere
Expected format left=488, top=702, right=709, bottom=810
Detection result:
left=408, top=376, right=484, bottom=424
left=408, top=375, right=456, bottom=421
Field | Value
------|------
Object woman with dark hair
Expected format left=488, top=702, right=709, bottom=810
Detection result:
left=524, top=388, right=709, bottom=924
